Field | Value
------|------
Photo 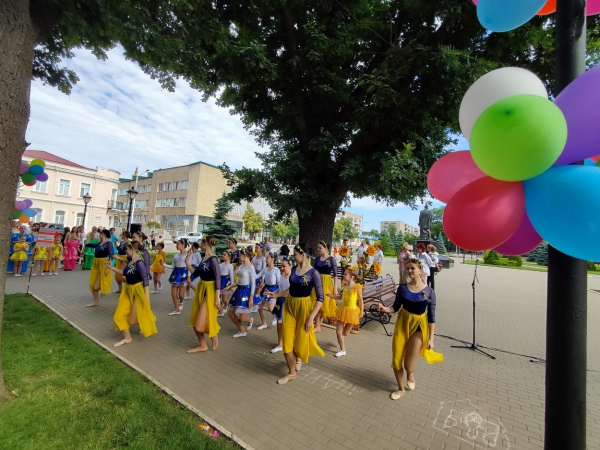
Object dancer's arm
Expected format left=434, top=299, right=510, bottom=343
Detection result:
left=427, top=289, right=436, bottom=349
left=358, top=285, right=364, bottom=318
left=184, top=253, right=195, bottom=273
left=331, top=257, right=339, bottom=295
left=379, top=288, right=402, bottom=314
left=210, top=257, right=221, bottom=306
left=106, top=261, right=123, bottom=275
left=248, top=269, right=256, bottom=307
left=138, top=260, right=151, bottom=301
left=306, top=270, right=323, bottom=333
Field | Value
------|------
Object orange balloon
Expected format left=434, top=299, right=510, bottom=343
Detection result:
left=19, top=213, right=30, bottom=223
left=537, top=0, right=556, bottom=15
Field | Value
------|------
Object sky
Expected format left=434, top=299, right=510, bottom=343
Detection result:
left=26, top=46, right=468, bottom=231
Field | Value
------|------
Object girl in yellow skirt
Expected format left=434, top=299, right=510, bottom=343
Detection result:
left=113, top=231, right=131, bottom=294
left=150, top=241, right=166, bottom=293
left=326, top=266, right=364, bottom=358
left=106, top=241, right=157, bottom=347
left=86, top=229, right=114, bottom=307
left=10, top=236, right=29, bottom=276
left=313, top=240, right=338, bottom=331
left=265, top=243, right=325, bottom=385
left=49, top=234, right=63, bottom=275
left=32, top=244, right=48, bottom=276
left=184, top=235, right=221, bottom=353
left=377, top=257, right=443, bottom=400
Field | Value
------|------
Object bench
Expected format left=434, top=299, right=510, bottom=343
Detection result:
left=360, top=275, right=398, bottom=336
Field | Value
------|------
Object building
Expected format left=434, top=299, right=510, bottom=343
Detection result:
left=335, top=210, right=363, bottom=245
left=114, top=161, right=276, bottom=237
left=380, top=220, right=419, bottom=236
left=18, top=150, right=121, bottom=229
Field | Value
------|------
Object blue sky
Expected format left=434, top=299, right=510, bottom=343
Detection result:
left=27, top=46, right=468, bottom=231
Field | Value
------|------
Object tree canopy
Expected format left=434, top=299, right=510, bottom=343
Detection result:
left=242, top=205, right=264, bottom=239
left=333, top=217, right=358, bottom=242
left=204, top=194, right=236, bottom=254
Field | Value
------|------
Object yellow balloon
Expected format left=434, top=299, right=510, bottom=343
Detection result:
left=30, top=158, right=45, bottom=168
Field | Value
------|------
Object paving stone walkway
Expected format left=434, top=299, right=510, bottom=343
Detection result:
left=5, top=259, right=600, bottom=450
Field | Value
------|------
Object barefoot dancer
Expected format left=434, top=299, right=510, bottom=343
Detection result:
left=218, top=251, right=235, bottom=316
left=265, top=243, right=325, bottom=385
left=327, top=266, right=364, bottom=357
left=269, top=256, right=291, bottom=354
left=313, top=240, right=338, bottom=331
left=107, top=242, right=157, bottom=347
left=377, top=257, right=443, bottom=400
left=86, top=229, right=114, bottom=307
left=163, top=238, right=188, bottom=315
left=185, top=235, right=221, bottom=353
left=260, top=252, right=281, bottom=328
left=227, top=248, right=256, bottom=338
left=150, top=241, right=166, bottom=293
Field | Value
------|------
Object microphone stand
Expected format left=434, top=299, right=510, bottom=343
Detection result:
left=451, top=259, right=495, bottom=359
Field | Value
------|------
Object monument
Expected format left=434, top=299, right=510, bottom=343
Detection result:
left=419, top=205, right=433, bottom=240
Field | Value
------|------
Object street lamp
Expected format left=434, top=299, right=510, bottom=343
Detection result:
left=126, top=187, right=138, bottom=232
left=82, top=193, right=92, bottom=229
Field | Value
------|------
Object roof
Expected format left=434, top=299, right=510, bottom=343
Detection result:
left=23, top=150, right=91, bottom=170
left=119, top=172, right=153, bottom=183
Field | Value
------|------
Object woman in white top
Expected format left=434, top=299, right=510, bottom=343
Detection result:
left=416, top=243, right=434, bottom=286
left=427, top=244, right=440, bottom=290
left=218, top=251, right=235, bottom=316
left=270, top=257, right=292, bottom=354
left=397, top=243, right=413, bottom=285
left=374, top=244, right=384, bottom=263
left=163, top=239, right=189, bottom=315
left=186, top=242, right=203, bottom=299
left=259, top=252, right=281, bottom=328
left=227, top=248, right=257, bottom=338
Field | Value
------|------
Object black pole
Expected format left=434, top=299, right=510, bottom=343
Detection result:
left=126, top=198, right=133, bottom=232
left=546, top=1, right=587, bottom=449
left=82, top=203, right=88, bottom=230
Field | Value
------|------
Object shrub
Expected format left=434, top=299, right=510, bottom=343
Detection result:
left=507, top=255, right=523, bottom=267
left=483, top=250, right=501, bottom=265
left=588, top=261, right=597, bottom=272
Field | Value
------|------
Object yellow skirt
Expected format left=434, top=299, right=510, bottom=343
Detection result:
left=188, top=280, right=221, bottom=338
left=335, top=306, right=360, bottom=325
left=318, top=275, right=337, bottom=318
left=150, top=260, right=165, bottom=274
left=113, top=282, right=157, bottom=337
left=89, top=257, right=113, bottom=295
left=391, top=309, right=444, bottom=370
left=282, top=295, right=325, bottom=363
left=115, top=259, right=127, bottom=283
left=10, top=251, right=27, bottom=262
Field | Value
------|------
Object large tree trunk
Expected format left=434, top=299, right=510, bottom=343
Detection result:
left=297, top=204, right=340, bottom=258
left=0, top=0, right=35, bottom=398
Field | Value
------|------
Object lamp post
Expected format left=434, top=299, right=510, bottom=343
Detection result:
left=126, top=187, right=138, bottom=232
left=82, top=193, right=92, bottom=229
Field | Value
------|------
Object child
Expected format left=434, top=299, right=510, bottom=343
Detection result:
left=150, top=241, right=167, bottom=293
left=186, top=242, right=202, bottom=299
left=326, top=266, right=364, bottom=357
left=50, top=234, right=63, bottom=275
left=218, top=250, right=235, bottom=316
left=10, top=236, right=29, bottom=276
left=269, top=256, right=291, bottom=353
left=32, top=244, right=48, bottom=276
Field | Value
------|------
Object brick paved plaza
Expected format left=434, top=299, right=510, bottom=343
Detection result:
left=6, top=258, right=600, bottom=449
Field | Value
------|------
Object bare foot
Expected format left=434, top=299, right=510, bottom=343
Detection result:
left=277, top=374, right=297, bottom=385
left=85, top=303, right=99, bottom=308
left=211, top=336, right=218, bottom=350
left=114, top=339, right=132, bottom=347
left=314, top=327, right=322, bottom=333
left=113, top=290, right=122, bottom=294
left=186, top=346, right=209, bottom=354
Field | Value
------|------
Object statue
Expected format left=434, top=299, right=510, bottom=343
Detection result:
left=419, top=205, right=433, bottom=240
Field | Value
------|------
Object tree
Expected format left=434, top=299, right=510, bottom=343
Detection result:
left=529, top=242, right=549, bottom=266
left=393, top=230, right=404, bottom=253
left=285, top=216, right=299, bottom=241
left=380, top=236, right=395, bottom=257
left=431, top=206, right=454, bottom=252
left=387, top=224, right=398, bottom=249
left=333, top=217, right=358, bottom=242
left=204, top=194, right=237, bottom=255
left=270, top=222, right=289, bottom=242
left=369, top=229, right=380, bottom=240
left=147, top=220, right=161, bottom=230
left=404, top=233, right=417, bottom=247
left=243, top=205, right=264, bottom=240
left=436, top=234, right=448, bottom=254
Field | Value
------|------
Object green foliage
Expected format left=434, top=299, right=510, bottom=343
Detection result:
left=483, top=250, right=501, bottom=265
left=205, top=195, right=236, bottom=254
left=528, top=242, right=549, bottom=266
left=369, top=229, right=380, bottom=240
left=431, top=206, right=454, bottom=252
left=242, top=205, right=264, bottom=239
left=404, top=232, right=416, bottom=247
left=270, top=222, right=289, bottom=241
left=333, top=217, right=358, bottom=242
left=507, top=255, right=523, bottom=267
left=588, top=261, right=597, bottom=272
left=380, top=236, right=395, bottom=257
left=146, top=220, right=161, bottom=230
left=393, top=230, right=404, bottom=253
left=285, top=216, right=299, bottom=240
left=436, top=234, right=447, bottom=254
left=387, top=224, right=398, bottom=245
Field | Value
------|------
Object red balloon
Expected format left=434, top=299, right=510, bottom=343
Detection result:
left=443, top=177, right=525, bottom=252
left=493, top=212, right=543, bottom=256
left=427, top=151, right=487, bottom=203
left=537, top=0, right=556, bottom=15
left=590, top=154, right=600, bottom=162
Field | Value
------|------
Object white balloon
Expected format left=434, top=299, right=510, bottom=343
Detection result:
left=459, top=67, right=548, bottom=141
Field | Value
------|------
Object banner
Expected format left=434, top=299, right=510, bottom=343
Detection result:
left=37, top=227, right=57, bottom=248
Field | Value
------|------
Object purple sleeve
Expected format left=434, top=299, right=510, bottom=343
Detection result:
left=311, top=269, right=324, bottom=302
left=427, top=288, right=436, bottom=323
left=392, top=288, right=405, bottom=313
left=211, top=256, right=221, bottom=288
left=330, top=256, right=338, bottom=279
left=137, top=260, right=149, bottom=287
left=144, top=249, right=151, bottom=270
left=108, top=241, right=114, bottom=260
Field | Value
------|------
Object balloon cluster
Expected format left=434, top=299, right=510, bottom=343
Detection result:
left=20, top=158, right=47, bottom=186
left=428, top=65, right=600, bottom=261
left=14, top=199, right=37, bottom=223
left=473, top=0, right=600, bottom=32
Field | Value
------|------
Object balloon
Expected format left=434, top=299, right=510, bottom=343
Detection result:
left=36, top=172, right=49, bottom=182
left=554, top=65, right=600, bottom=165
left=591, top=155, right=600, bottom=163
left=18, top=213, right=30, bottom=223
left=471, top=94, right=567, bottom=181
left=14, top=201, right=26, bottom=210
left=427, top=151, right=487, bottom=203
left=12, top=210, right=21, bottom=220
left=24, top=199, right=33, bottom=208
left=584, top=158, right=596, bottom=166
left=589, top=0, right=600, bottom=16
left=24, top=181, right=36, bottom=187
left=19, top=161, right=29, bottom=175
left=459, top=68, right=547, bottom=141
left=443, top=177, right=525, bottom=252
left=596, top=159, right=600, bottom=168
left=477, top=0, right=547, bottom=32
left=525, top=166, right=600, bottom=261
left=30, top=159, right=45, bottom=168
left=28, top=164, right=43, bottom=176
left=21, top=172, right=35, bottom=184
left=22, top=208, right=36, bottom=217
left=537, top=0, right=555, bottom=15
left=493, top=212, right=543, bottom=256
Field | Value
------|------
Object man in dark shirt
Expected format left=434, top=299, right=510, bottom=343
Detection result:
left=280, top=239, right=290, bottom=257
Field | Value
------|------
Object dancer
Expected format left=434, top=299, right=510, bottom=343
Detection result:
left=265, top=243, right=325, bottom=385
left=227, top=248, right=256, bottom=338
left=269, top=256, right=291, bottom=354
left=260, top=252, right=281, bottom=327
left=186, top=242, right=202, bottom=299
left=150, top=241, right=167, bottom=293
left=132, top=231, right=151, bottom=277
left=184, top=235, right=221, bottom=353
left=86, top=229, right=114, bottom=307
left=228, top=237, right=240, bottom=266
left=163, top=238, right=188, bottom=315
left=313, top=240, right=338, bottom=331
left=62, top=233, right=79, bottom=271
left=107, top=241, right=157, bottom=347
left=253, top=243, right=268, bottom=330
left=49, top=234, right=63, bottom=275
left=218, top=250, right=235, bottom=316
left=326, top=266, right=364, bottom=357
left=9, top=236, right=29, bottom=276
left=113, top=231, right=131, bottom=293
left=377, top=257, right=443, bottom=400
left=32, top=244, right=48, bottom=276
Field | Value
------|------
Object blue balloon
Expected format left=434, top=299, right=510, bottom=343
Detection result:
left=28, top=164, right=44, bottom=176
left=524, top=166, right=600, bottom=261
left=22, top=208, right=37, bottom=217
left=477, top=0, right=547, bottom=32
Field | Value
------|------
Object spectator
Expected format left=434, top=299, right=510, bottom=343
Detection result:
left=150, top=230, right=156, bottom=250
left=397, top=243, right=413, bottom=285
left=416, top=243, right=434, bottom=285
left=357, top=240, right=367, bottom=260
left=374, top=244, right=384, bottom=263
left=264, top=236, right=272, bottom=253
left=280, top=239, right=290, bottom=257
left=427, top=244, right=441, bottom=289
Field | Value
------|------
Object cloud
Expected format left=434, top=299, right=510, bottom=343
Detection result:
left=26, top=46, right=263, bottom=174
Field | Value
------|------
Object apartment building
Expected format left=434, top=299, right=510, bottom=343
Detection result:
left=380, top=220, right=419, bottom=236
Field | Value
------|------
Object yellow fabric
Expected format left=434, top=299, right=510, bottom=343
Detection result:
left=391, top=308, right=444, bottom=370
left=335, top=283, right=362, bottom=325
left=114, top=259, right=127, bottom=283
left=188, top=280, right=221, bottom=338
left=318, top=274, right=337, bottom=318
left=50, top=260, right=58, bottom=272
left=150, top=251, right=166, bottom=273
left=10, top=243, right=28, bottom=261
left=33, top=247, right=48, bottom=261
left=51, top=244, right=63, bottom=259
left=113, top=282, right=157, bottom=337
left=282, top=295, right=325, bottom=363
left=233, top=263, right=238, bottom=283
left=89, top=257, right=113, bottom=294
left=43, top=260, right=50, bottom=272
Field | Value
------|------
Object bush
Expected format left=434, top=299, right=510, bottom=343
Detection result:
left=483, top=250, right=501, bottom=265
left=588, top=261, right=597, bottom=272
left=507, top=255, right=523, bottom=267
left=381, top=236, right=395, bottom=257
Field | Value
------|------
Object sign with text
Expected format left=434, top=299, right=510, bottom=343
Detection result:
left=37, top=228, right=58, bottom=247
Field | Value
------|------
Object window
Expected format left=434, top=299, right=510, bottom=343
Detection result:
left=134, top=200, right=146, bottom=209
left=58, top=179, right=70, bottom=196
left=180, top=181, right=188, bottom=189
left=147, top=185, right=151, bottom=192
left=54, top=210, right=66, bottom=224
left=33, top=208, right=43, bottom=222
left=173, top=181, right=179, bottom=190
left=146, top=200, right=149, bottom=208
left=164, top=182, right=171, bottom=191
left=180, top=197, right=187, bottom=207
left=118, top=188, right=127, bottom=195
left=158, top=183, right=164, bottom=192
left=138, top=185, right=146, bottom=194
left=156, top=199, right=161, bottom=208
left=143, top=215, right=148, bottom=223
left=172, top=198, right=178, bottom=207
left=75, top=213, right=84, bottom=226
left=33, top=180, right=47, bottom=193
left=111, top=189, right=117, bottom=201
left=79, top=183, right=91, bottom=197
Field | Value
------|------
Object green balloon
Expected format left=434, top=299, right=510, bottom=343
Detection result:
left=13, top=210, right=21, bottom=219
left=470, top=94, right=567, bottom=182
left=21, top=172, right=35, bottom=184
left=595, top=159, right=600, bottom=167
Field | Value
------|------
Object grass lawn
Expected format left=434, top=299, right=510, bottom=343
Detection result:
left=0, top=294, right=235, bottom=450
left=463, top=259, right=600, bottom=275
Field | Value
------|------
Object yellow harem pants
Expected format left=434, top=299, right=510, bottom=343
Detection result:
left=317, top=274, right=337, bottom=318
left=89, top=257, right=113, bottom=295
left=188, top=280, right=221, bottom=338
left=113, top=282, right=157, bottom=337
left=283, top=295, right=325, bottom=363
left=392, top=309, right=443, bottom=370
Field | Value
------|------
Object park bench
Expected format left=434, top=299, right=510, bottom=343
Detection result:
left=360, top=275, right=398, bottom=336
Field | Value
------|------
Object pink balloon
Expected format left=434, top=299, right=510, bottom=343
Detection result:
left=588, top=0, right=600, bottom=16
left=14, top=201, right=26, bottom=210
left=36, top=172, right=49, bottom=182
left=443, top=177, right=525, bottom=252
left=23, top=199, right=33, bottom=208
left=493, top=212, right=543, bottom=256
left=19, top=161, right=29, bottom=175
left=427, top=151, right=488, bottom=203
